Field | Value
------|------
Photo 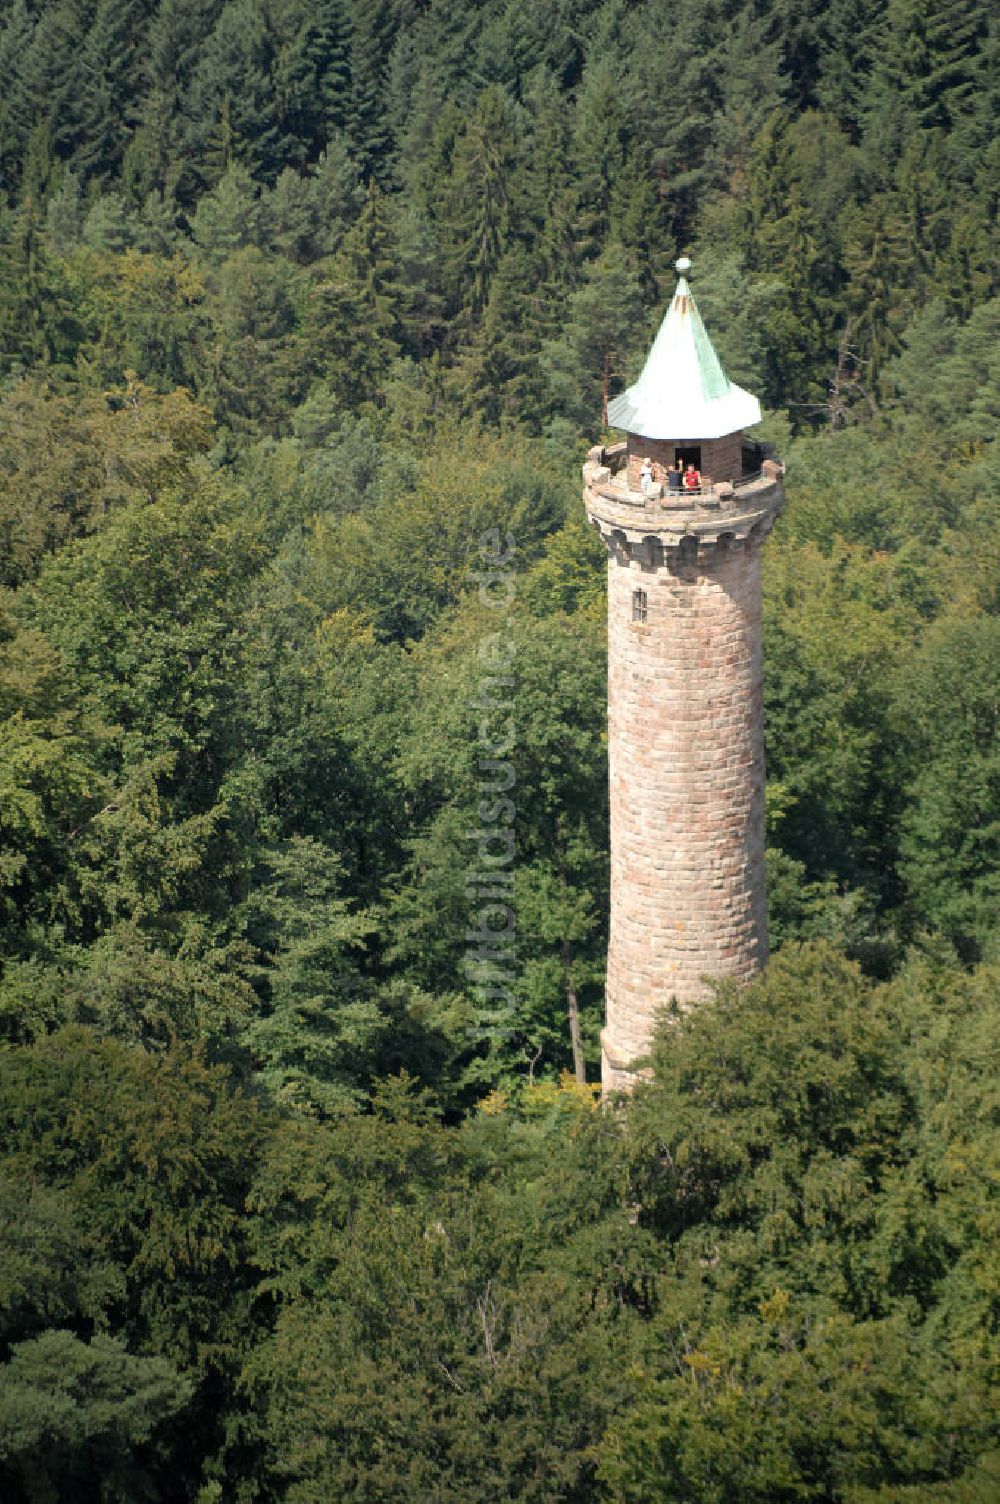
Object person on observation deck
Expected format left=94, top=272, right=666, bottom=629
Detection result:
left=640, top=456, right=653, bottom=494
left=667, top=459, right=682, bottom=494
left=682, top=461, right=701, bottom=492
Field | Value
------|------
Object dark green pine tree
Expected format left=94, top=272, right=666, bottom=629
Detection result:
left=841, top=193, right=922, bottom=394
left=611, top=148, right=672, bottom=303
left=45, top=167, right=84, bottom=252
left=702, top=8, right=788, bottom=204
left=347, top=0, right=400, bottom=184
left=458, top=246, right=555, bottom=430
left=861, top=0, right=992, bottom=183
left=540, top=237, right=645, bottom=431
left=519, top=65, right=574, bottom=243
left=755, top=199, right=845, bottom=417
left=0, top=195, right=80, bottom=371
left=0, top=198, right=46, bottom=369
left=122, top=87, right=177, bottom=203
left=895, top=616, right=1000, bottom=960
left=536, top=186, right=583, bottom=305
left=302, top=179, right=401, bottom=405
left=0, top=0, right=39, bottom=197
left=625, top=0, right=719, bottom=238
left=123, top=0, right=220, bottom=202
left=740, top=112, right=849, bottom=416
left=445, top=85, right=522, bottom=328
left=942, top=208, right=997, bottom=321
left=14, top=0, right=90, bottom=164
left=72, top=0, right=152, bottom=184
left=393, top=204, right=448, bottom=360
left=769, top=0, right=827, bottom=112
left=237, top=0, right=354, bottom=177
left=20, top=122, right=58, bottom=205
left=301, top=269, right=395, bottom=412
left=308, top=133, right=365, bottom=255
left=399, top=91, right=464, bottom=235
left=182, top=0, right=305, bottom=187
left=892, top=134, right=952, bottom=287
left=570, top=50, right=636, bottom=266
left=741, top=109, right=787, bottom=261
left=478, top=0, right=589, bottom=96
left=297, top=0, right=353, bottom=152
left=813, top=0, right=887, bottom=137
left=337, top=178, right=404, bottom=343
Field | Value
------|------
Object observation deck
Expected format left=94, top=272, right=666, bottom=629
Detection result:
left=583, top=441, right=784, bottom=555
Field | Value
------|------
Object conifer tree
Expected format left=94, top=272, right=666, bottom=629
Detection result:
left=82, top=193, right=134, bottom=254
left=73, top=0, right=150, bottom=183
left=813, top=0, right=886, bottom=135
left=0, top=196, right=78, bottom=371
left=754, top=199, right=844, bottom=415
left=44, top=168, right=84, bottom=254
left=336, top=178, right=404, bottom=344
left=841, top=195, right=919, bottom=390
left=12, top=0, right=89, bottom=164
left=458, top=246, right=554, bottom=428
left=540, top=239, right=644, bottom=430
left=861, top=0, right=992, bottom=181
left=703, top=9, right=788, bottom=201
left=570, top=49, right=635, bottom=264
left=611, top=149, right=671, bottom=302
left=446, top=85, right=522, bottom=327
left=347, top=0, right=400, bottom=183
left=20, top=122, right=58, bottom=207
left=309, top=133, right=365, bottom=255
left=124, top=0, right=218, bottom=202
left=0, top=0, right=38, bottom=196
left=183, top=0, right=305, bottom=186
left=391, top=60, right=452, bottom=202
left=302, top=192, right=402, bottom=412
left=625, top=0, right=718, bottom=234
left=519, top=66, right=574, bottom=240
left=895, top=616, right=1000, bottom=959
left=393, top=204, right=447, bottom=359
left=189, top=165, right=264, bottom=262
left=294, top=0, right=353, bottom=153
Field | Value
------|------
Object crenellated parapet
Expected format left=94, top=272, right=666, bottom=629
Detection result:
left=583, top=448, right=784, bottom=565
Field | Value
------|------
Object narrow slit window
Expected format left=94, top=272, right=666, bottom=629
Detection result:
left=632, top=588, right=648, bottom=623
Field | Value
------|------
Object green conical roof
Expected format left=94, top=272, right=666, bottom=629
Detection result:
left=608, top=263, right=761, bottom=439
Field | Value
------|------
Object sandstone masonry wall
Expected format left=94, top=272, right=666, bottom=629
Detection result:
left=601, top=531, right=769, bottom=1089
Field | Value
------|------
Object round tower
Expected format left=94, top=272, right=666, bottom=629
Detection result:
left=584, top=260, right=784, bottom=1092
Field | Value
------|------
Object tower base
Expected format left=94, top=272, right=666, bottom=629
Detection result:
left=600, top=1028, right=652, bottom=1095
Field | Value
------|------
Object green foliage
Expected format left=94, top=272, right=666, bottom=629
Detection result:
left=0, top=1329, right=192, bottom=1504
left=0, top=1027, right=267, bottom=1498
left=605, top=944, right=1000, bottom=1502
left=0, top=373, right=212, bottom=585
left=541, top=238, right=645, bottom=430
left=388, top=599, right=607, bottom=1084
left=243, top=1078, right=647, bottom=1502
left=894, top=616, right=1000, bottom=959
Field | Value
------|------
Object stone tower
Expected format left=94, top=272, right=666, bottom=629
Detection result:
left=583, top=260, right=784, bottom=1092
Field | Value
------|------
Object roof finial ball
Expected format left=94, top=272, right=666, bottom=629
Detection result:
left=581, top=257, right=785, bottom=1095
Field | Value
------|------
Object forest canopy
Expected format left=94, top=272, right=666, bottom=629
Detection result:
left=0, top=0, right=997, bottom=1498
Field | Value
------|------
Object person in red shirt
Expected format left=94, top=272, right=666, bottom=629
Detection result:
left=682, top=462, right=701, bottom=491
